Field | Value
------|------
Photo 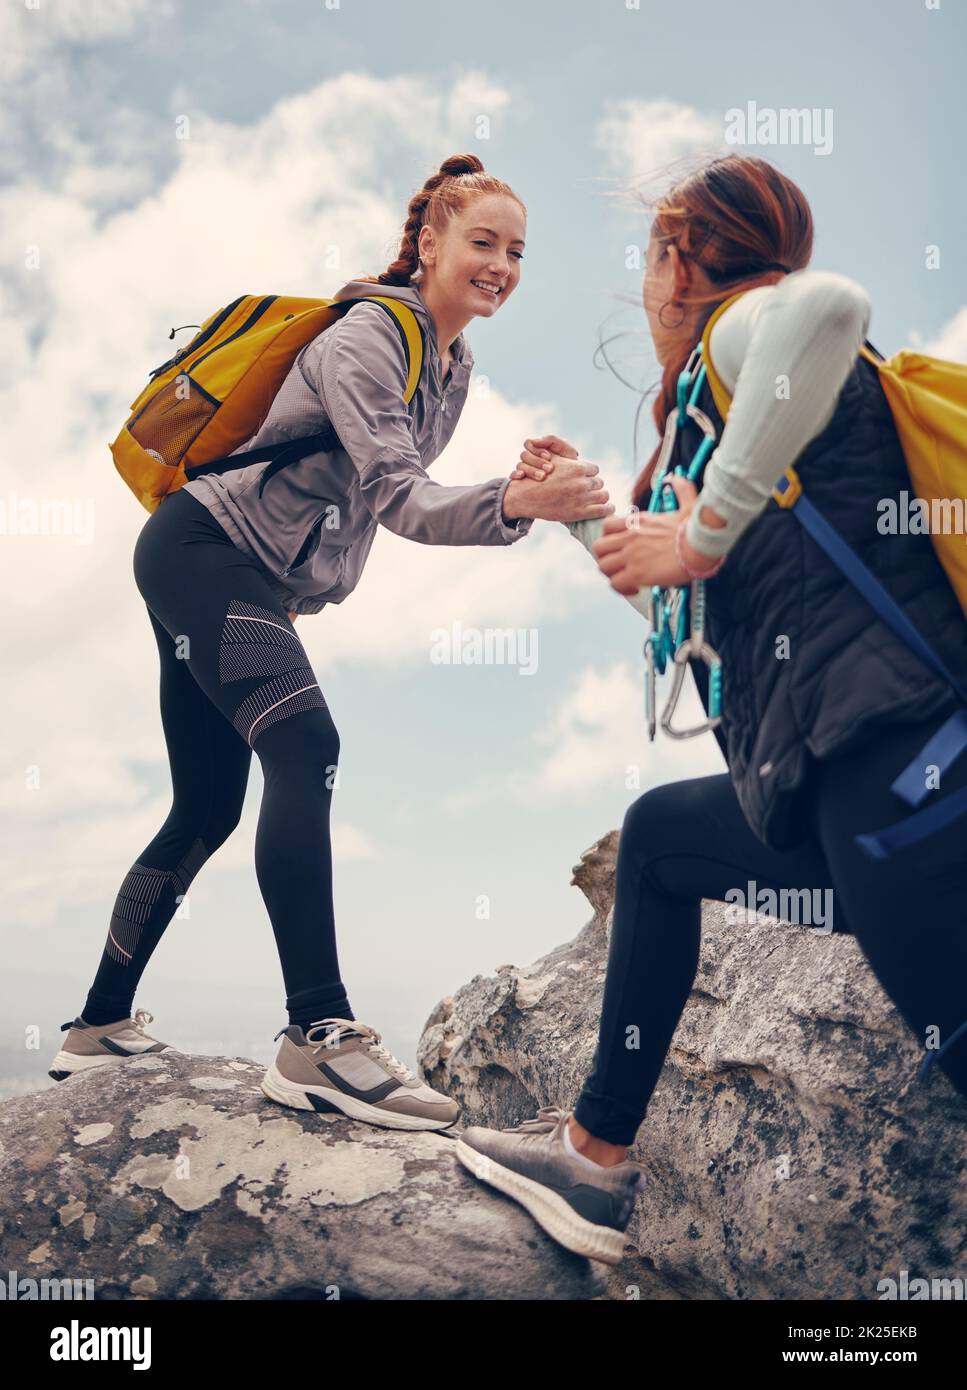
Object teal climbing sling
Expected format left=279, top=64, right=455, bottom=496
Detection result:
left=642, top=345, right=724, bottom=740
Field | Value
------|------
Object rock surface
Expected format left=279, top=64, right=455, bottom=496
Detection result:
left=0, top=1053, right=608, bottom=1299
left=3, top=828, right=964, bottom=1300
left=419, top=830, right=967, bottom=1300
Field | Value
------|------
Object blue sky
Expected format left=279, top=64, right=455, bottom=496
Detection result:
left=2, top=0, right=964, bottom=1092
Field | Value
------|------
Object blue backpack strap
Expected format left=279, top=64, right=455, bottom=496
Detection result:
left=772, top=476, right=967, bottom=858
left=888, top=707, right=967, bottom=807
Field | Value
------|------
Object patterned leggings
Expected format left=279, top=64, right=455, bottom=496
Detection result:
left=82, top=486, right=353, bottom=1030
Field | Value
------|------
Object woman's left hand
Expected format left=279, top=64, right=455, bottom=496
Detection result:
left=509, top=445, right=556, bottom=482
left=509, top=432, right=578, bottom=481
left=592, top=474, right=698, bottom=593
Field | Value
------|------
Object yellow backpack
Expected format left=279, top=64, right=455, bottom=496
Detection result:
left=701, top=291, right=967, bottom=617
left=110, top=293, right=425, bottom=512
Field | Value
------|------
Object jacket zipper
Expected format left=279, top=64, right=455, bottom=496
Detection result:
left=279, top=299, right=433, bottom=582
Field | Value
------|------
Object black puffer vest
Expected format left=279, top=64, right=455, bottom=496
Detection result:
left=657, top=351, right=967, bottom=851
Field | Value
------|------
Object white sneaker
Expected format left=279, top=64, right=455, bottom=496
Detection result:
left=260, top=1017, right=459, bottom=1131
left=48, top=1008, right=174, bottom=1080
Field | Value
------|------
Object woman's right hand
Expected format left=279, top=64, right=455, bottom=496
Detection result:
left=503, top=458, right=614, bottom=524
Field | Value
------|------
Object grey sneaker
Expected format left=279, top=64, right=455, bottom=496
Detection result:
left=260, top=1017, right=460, bottom=1132
left=48, top=1008, right=174, bottom=1081
left=455, top=1104, right=646, bottom=1265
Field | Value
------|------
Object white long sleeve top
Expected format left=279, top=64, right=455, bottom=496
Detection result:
left=567, top=269, right=873, bottom=615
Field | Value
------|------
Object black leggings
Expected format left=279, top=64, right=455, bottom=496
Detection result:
left=82, top=487, right=353, bottom=1030
left=573, top=707, right=967, bottom=1144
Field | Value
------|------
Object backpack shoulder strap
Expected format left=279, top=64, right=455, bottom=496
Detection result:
left=698, top=291, right=748, bottom=420
left=188, top=295, right=427, bottom=492
left=336, top=295, right=425, bottom=404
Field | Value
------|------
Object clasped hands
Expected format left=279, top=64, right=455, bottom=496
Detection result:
left=288, top=431, right=717, bottom=627
left=510, top=434, right=718, bottom=595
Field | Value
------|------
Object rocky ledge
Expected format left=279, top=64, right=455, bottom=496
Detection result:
left=418, top=830, right=967, bottom=1300
left=0, top=1049, right=609, bottom=1299
left=2, top=829, right=964, bottom=1300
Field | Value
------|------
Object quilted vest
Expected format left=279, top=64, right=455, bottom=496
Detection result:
left=666, top=353, right=967, bottom=850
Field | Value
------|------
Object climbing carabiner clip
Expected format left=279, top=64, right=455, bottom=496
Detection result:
left=644, top=636, right=657, bottom=741
left=676, top=346, right=702, bottom=426
left=659, top=639, right=724, bottom=740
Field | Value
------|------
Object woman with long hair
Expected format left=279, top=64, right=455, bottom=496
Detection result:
left=456, top=153, right=967, bottom=1264
left=49, top=155, right=614, bottom=1128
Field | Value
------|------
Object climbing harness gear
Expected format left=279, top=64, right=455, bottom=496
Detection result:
left=642, top=344, right=724, bottom=740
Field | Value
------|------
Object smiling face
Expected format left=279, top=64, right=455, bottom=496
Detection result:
left=417, top=192, right=526, bottom=321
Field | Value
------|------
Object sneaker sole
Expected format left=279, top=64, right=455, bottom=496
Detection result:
left=48, top=1045, right=175, bottom=1081
left=454, top=1137, right=629, bottom=1265
left=260, top=1061, right=458, bottom=1132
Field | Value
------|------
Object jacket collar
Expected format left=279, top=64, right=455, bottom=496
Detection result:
left=331, top=278, right=471, bottom=373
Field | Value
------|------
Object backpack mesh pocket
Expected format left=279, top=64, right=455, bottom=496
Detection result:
left=128, top=376, right=220, bottom=467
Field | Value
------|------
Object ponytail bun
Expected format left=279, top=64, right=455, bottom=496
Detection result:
left=436, top=153, right=485, bottom=178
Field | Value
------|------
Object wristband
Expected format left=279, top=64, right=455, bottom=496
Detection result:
left=675, top=516, right=727, bottom=579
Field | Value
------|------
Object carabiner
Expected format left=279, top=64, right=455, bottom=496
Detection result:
left=643, top=636, right=657, bottom=741
left=659, top=639, right=724, bottom=740
left=676, top=346, right=703, bottom=426
left=641, top=337, right=726, bottom=742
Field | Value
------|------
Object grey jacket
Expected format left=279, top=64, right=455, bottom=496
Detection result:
left=181, top=279, right=533, bottom=614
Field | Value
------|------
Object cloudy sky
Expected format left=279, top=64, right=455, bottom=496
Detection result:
left=2, top=0, right=964, bottom=1091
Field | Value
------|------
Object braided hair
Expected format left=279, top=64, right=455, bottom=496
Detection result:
left=362, top=154, right=525, bottom=287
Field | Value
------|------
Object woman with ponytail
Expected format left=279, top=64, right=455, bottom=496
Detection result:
left=51, top=156, right=612, bottom=1124
left=456, top=154, right=967, bottom=1265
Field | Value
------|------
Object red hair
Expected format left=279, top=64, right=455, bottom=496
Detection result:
left=633, top=154, right=814, bottom=509
left=354, top=153, right=526, bottom=287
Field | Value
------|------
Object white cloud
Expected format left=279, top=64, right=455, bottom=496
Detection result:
left=445, top=73, right=514, bottom=137
left=593, top=97, right=725, bottom=199
left=441, top=658, right=726, bottom=811
left=921, top=305, right=967, bottom=362
left=529, top=657, right=726, bottom=792
left=0, top=0, right=157, bottom=82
